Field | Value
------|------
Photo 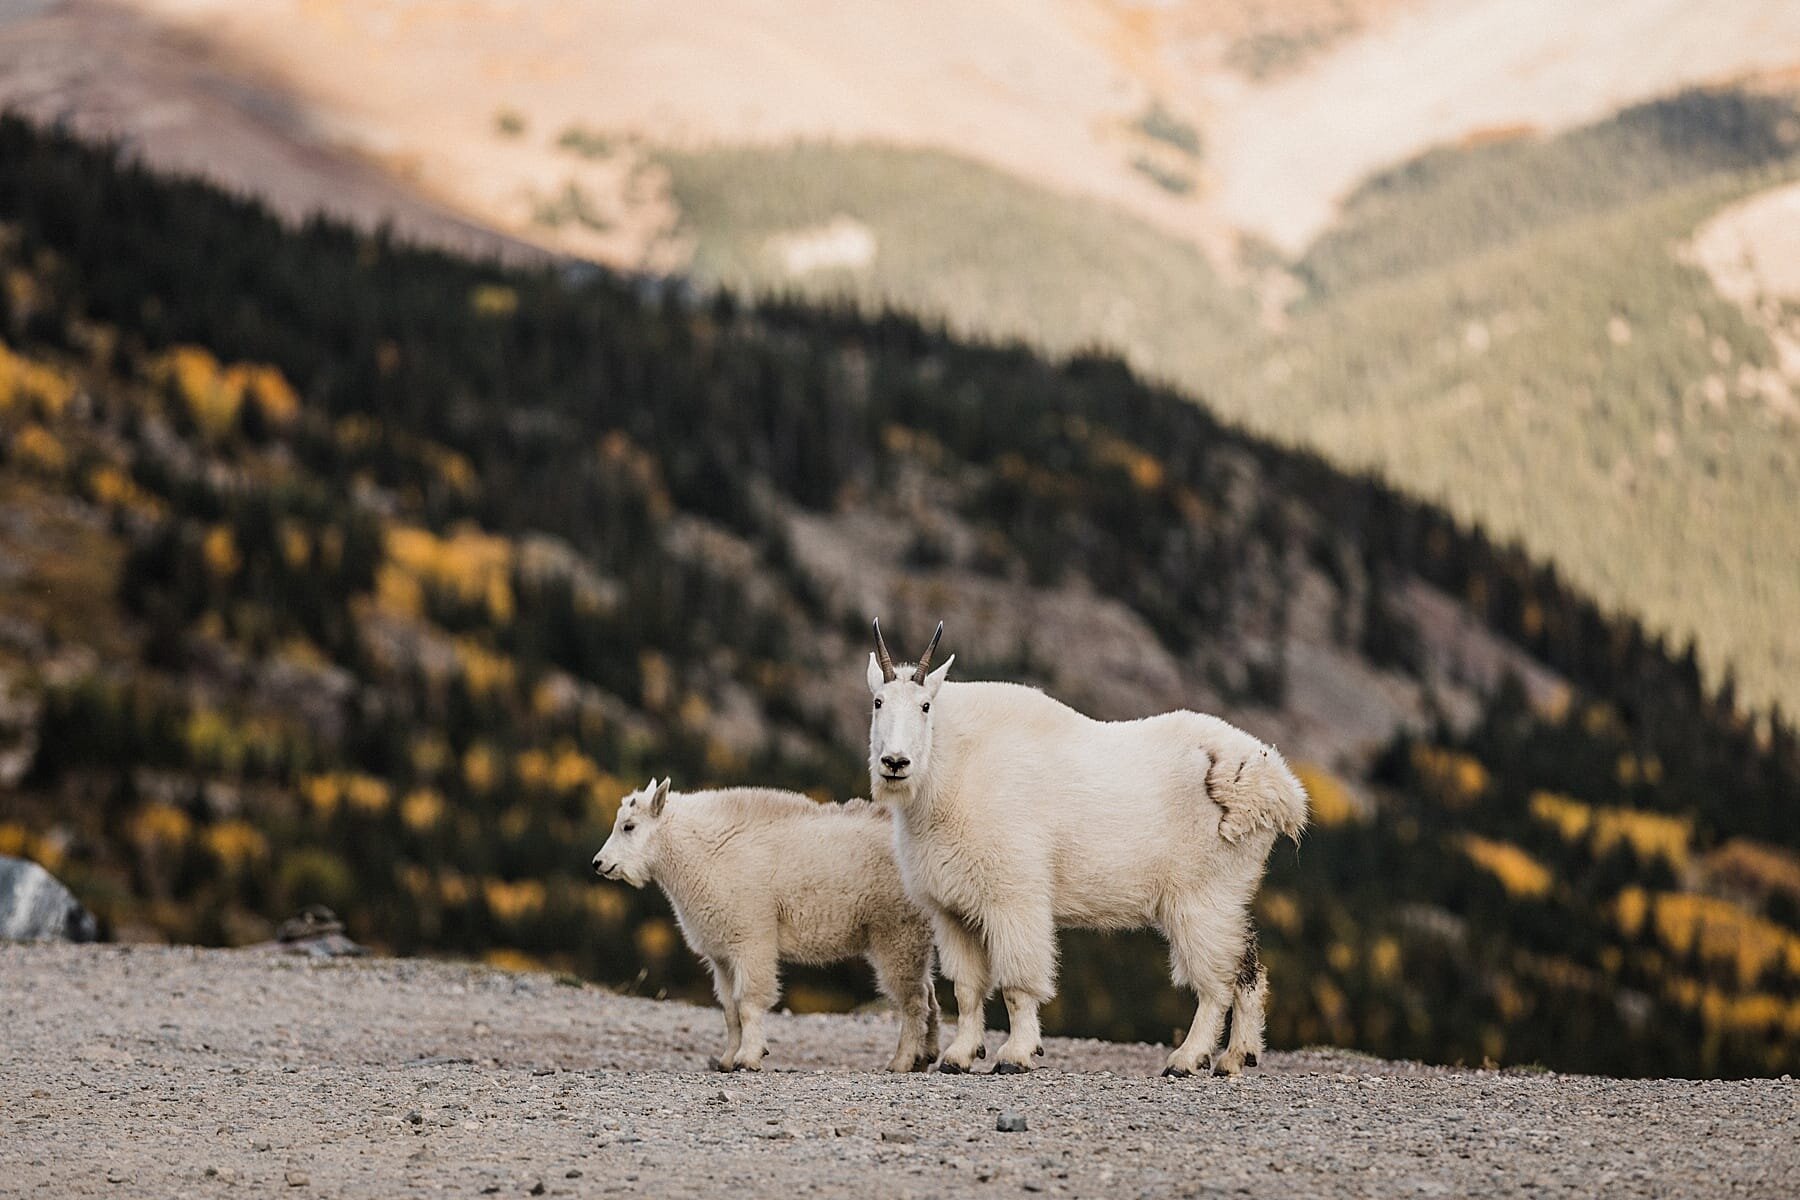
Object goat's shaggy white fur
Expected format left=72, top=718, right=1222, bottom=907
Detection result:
left=868, top=651, right=1307, bottom=1077
left=593, top=781, right=939, bottom=1072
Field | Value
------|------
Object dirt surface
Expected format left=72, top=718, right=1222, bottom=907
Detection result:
left=3, top=944, right=1795, bottom=1198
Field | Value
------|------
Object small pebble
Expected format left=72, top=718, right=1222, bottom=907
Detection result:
left=285, top=1170, right=308, bottom=1188
left=995, top=1111, right=1028, bottom=1133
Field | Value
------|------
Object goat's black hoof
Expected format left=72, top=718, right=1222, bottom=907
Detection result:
left=1161, top=1066, right=1192, bottom=1079
left=1244, top=1053, right=1259, bottom=1068
left=976, top=1045, right=987, bottom=1060
left=992, top=1061, right=1029, bottom=1075
left=912, top=1055, right=936, bottom=1072
left=937, top=1060, right=966, bottom=1075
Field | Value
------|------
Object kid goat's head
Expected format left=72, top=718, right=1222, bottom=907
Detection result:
left=592, top=777, right=670, bottom=888
left=866, top=619, right=954, bottom=793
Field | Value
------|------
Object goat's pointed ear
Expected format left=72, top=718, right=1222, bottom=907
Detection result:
left=649, top=777, right=670, bottom=817
left=866, top=652, right=886, bottom=695
left=923, top=654, right=955, bottom=699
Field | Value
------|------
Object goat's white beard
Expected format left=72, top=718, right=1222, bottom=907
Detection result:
left=870, top=772, right=918, bottom=804
left=872, top=772, right=936, bottom=825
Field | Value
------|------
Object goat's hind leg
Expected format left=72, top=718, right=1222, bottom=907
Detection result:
left=1161, top=901, right=1246, bottom=1078
left=1217, top=937, right=1268, bottom=1075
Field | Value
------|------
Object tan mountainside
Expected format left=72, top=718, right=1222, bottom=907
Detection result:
left=9, top=0, right=1794, bottom=271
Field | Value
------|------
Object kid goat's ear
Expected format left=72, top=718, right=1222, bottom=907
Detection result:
left=923, top=654, right=955, bottom=699
left=866, top=651, right=886, bottom=695
left=649, top=777, right=671, bottom=816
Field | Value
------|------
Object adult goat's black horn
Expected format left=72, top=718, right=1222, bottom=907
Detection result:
left=873, top=618, right=897, bottom=683
left=913, top=622, right=944, bottom=683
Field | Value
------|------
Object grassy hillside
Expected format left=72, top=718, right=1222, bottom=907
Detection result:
left=1, top=118, right=1796, bottom=1076
left=657, top=90, right=1800, bottom=718
left=1292, top=88, right=1800, bottom=297
left=1205, top=174, right=1800, bottom=719
left=658, top=141, right=1255, bottom=372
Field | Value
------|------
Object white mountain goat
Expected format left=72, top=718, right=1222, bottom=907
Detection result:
left=866, top=621, right=1308, bottom=1077
left=592, top=779, right=939, bottom=1072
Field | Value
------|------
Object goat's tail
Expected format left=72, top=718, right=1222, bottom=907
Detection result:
left=1208, top=741, right=1310, bottom=846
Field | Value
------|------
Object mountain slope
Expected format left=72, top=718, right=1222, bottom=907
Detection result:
left=0, top=120, right=1795, bottom=1076
left=4, top=3, right=1799, bottom=717
left=659, top=93, right=1800, bottom=719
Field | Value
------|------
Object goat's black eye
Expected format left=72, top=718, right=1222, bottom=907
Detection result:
left=621, top=821, right=636, bottom=833
left=921, top=702, right=931, bottom=713
left=873, top=697, right=883, bottom=709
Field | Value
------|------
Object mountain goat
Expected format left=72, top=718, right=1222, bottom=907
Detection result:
left=866, top=621, right=1307, bottom=1077
left=593, top=779, right=939, bottom=1072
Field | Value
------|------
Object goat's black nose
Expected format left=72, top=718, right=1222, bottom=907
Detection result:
left=881, top=755, right=910, bottom=772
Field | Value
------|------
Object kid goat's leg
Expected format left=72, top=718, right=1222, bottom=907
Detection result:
left=868, top=930, right=939, bottom=1072
left=730, top=949, right=781, bottom=1071
left=708, top=958, right=743, bottom=1071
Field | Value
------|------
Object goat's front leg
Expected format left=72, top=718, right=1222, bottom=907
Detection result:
left=985, top=906, right=1054, bottom=1073
left=995, top=988, right=1046, bottom=1074
left=708, top=959, right=742, bottom=1071
left=729, top=949, right=780, bottom=1071
left=930, top=910, right=990, bottom=1073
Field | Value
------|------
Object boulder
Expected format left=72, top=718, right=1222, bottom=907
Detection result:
left=253, top=904, right=366, bottom=958
left=0, top=855, right=99, bottom=942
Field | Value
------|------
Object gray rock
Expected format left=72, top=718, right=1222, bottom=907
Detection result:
left=254, top=905, right=366, bottom=958
left=0, top=856, right=97, bottom=942
left=995, top=1111, right=1028, bottom=1133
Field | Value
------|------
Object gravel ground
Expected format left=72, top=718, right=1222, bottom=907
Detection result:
left=2, top=944, right=1794, bottom=1198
